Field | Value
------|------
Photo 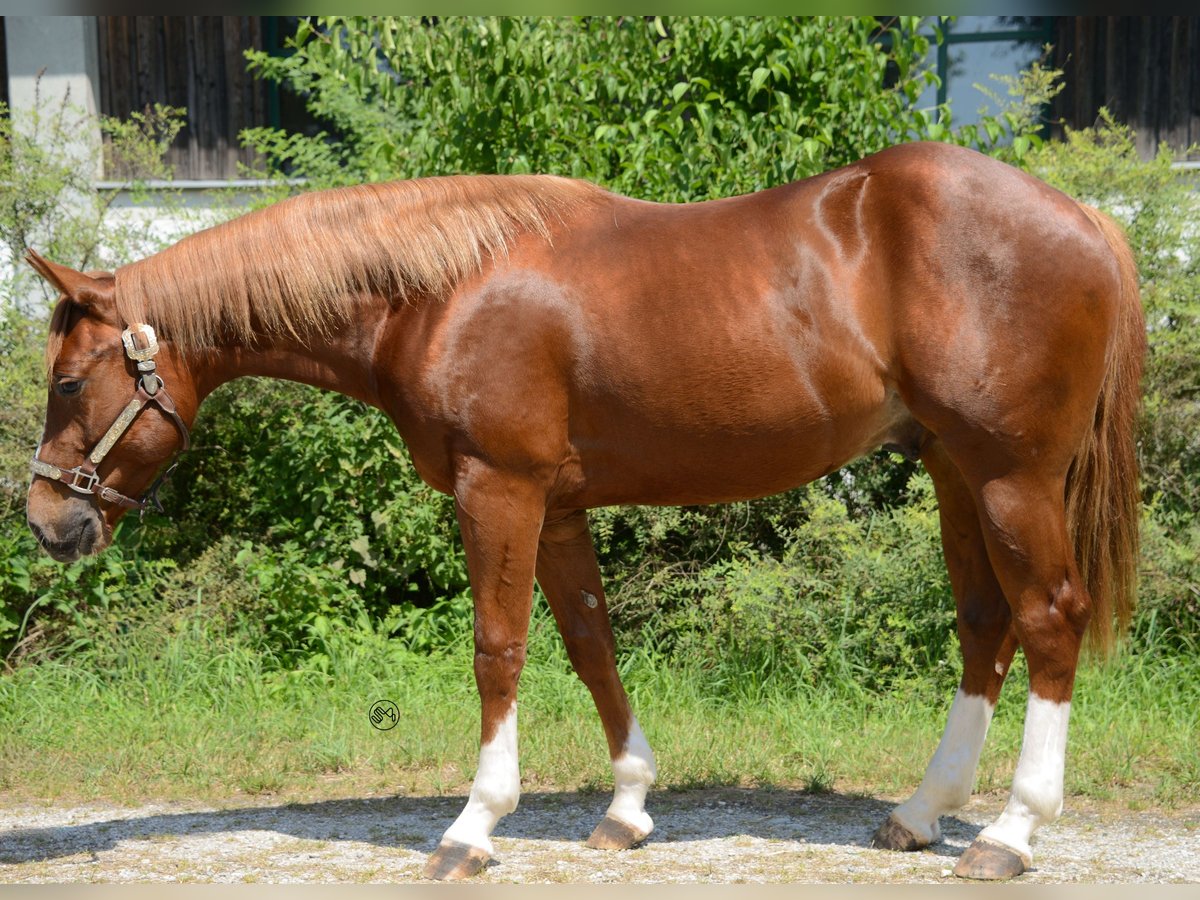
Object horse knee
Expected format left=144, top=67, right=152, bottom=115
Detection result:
left=473, top=639, right=527, bottom=704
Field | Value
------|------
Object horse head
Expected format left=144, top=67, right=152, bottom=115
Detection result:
left=25, top=250, right=193, bottom=562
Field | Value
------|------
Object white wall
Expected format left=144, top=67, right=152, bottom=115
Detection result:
left=5, top=16, right=102, bottom=179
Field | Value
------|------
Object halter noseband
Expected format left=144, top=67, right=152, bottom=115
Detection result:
left=31, top=323, right=191, bottom=517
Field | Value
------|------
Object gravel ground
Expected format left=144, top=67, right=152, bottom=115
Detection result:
left=1, top=788, right=1197, bottom=883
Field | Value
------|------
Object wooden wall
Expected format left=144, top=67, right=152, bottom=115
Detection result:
left=1052, top=17, right=1200, bottom=158
left=97, top=16, right=268, bottom=180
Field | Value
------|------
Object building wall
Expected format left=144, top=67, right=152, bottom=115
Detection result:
left=1052, top=17, right=1200, bottom=157
left=97, top=16, right=270, bottom=180
left=3, top=16, right=103, bottom=178
left=0, top=19, right=8, bottom=110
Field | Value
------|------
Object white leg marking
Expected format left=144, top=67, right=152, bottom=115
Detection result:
left=441, top=705, right=520, bottom=855
left=891, top=689, right=995, bottom=844
left=604, top=717, right=656, bottom=837
left=978, top=695, right=1070, bottom=866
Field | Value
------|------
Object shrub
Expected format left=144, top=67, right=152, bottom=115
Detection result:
left=243, top=16, right=1053, bottom=197
left=612, top=472, right=957, bottom=696
left=1024, top=113, right=1200, bottom=658
left=157, top=380, right=474, bottom=649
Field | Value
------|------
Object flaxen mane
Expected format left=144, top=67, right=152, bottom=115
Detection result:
left=114, top=175, right=604, bottom=349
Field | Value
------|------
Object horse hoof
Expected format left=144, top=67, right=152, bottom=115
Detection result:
left=585, top=815, right=649, bottom=850
left=953, top=838, right=1028, bottom=880
left=870, top=814, right=928, bottom=852
left=423, top=840, right=490, bottom=880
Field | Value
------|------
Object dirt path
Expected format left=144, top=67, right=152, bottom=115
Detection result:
left=1, top=788, right=1196, bottom=883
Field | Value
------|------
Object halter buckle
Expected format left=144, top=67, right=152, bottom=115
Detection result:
left=64, top=465, right=100, bottom=495
left=121, top=324, right=159, bottom=362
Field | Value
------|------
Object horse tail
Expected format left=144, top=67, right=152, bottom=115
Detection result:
left=1067, top=203, right=1146, bottom=657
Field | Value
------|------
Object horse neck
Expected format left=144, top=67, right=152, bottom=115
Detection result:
left=185, top=295, right=393, bottom=407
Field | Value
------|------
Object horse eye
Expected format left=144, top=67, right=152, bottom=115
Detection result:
left=54, top=379, right=82, bottom=397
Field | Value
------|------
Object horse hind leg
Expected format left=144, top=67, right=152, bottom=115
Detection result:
left=950, top=466, right=1091, bottom=880
left=536, top=510, right=656, bottom=850
left=873, top=440, right=1018, bottom=853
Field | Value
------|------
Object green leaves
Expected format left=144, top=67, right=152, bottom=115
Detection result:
left=749, top=66, right=770, bottom=100
left=349, top=534, right=376, bottom=568
left=178, top=379, right=472, bottom=630
left=594, top=473, right=958, bottom=693
left=13, top=17, right=1179, bottom=677
left=243, top=16, right=1011, bottom=201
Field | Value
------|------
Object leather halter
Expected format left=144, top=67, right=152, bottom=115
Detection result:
left=30, top=324, right=191, bottom=516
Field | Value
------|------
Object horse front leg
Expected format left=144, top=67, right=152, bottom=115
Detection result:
left=423, top=466, right=545, bottom=881
left=536, top=510, right=656, bottom=850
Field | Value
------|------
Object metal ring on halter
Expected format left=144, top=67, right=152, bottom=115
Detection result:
left=63, top=465, right=101, bottom=495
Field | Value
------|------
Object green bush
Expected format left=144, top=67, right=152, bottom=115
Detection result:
left=1136, top=507, right=1200, bottom=657
left=157, top=380, right=474, bottom=653
left=243, top=16, right=1052, bottom=196
left=0, top=94, right=190, bottom=656
left=4, top=20, right=1197, bottom=699
left=232, top=16, right=1058, bottom=689
left=1025, top=113, right=1200, bottom=659
left=611, top=472, right=956, bottom=698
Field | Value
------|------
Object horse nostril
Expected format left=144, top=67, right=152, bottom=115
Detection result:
left=77, top=517, right=99, bottom=555
left=28, top=519, right=50, bottom=549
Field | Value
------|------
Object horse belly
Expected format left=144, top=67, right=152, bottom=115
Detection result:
left=567, top=346, right=902, bottom=508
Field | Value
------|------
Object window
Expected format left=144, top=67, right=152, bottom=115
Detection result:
left=919, top=17, right=1054, bottom=130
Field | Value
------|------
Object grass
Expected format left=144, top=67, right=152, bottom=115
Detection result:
left=1, top=605, right=1197, bottom=810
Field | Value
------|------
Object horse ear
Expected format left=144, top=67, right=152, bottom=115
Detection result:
left=24, top=249, right=114, bottom=309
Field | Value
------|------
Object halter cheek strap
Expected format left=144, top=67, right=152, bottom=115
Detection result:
left=30, top=324, right=191, bottom=516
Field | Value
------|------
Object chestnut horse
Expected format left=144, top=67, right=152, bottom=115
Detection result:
left=26, top=141, right=1143, bottom=881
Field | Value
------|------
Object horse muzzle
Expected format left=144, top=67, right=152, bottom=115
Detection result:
left=27, top=494, right=108, bottom=562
